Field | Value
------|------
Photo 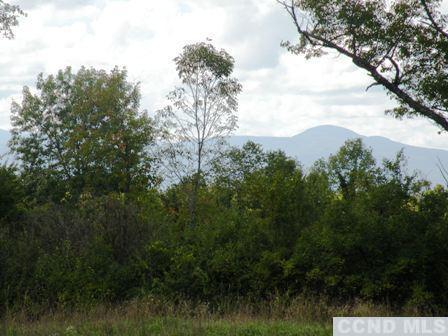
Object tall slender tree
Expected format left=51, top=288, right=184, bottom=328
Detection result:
left=156, top=41, right=242, bottom=224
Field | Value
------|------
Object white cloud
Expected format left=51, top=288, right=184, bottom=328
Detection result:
left=0, top=0, right=447, bottom=151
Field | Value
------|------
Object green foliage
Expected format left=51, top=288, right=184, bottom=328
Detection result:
left=320, top=138, right=381, bottom=198
left=0, top=165, right=24, bottom=228
left=156, top=42, right=242, bottom=226
left=128, top=139, right=448, bottom=310
left=4, top=315, right=332, bottom=336
left=3, top=118, right=448, bottom=314
left=175, top=41, right=235, bottom=80
left=280, top=0, right=448, bottom=131
left=10, top=67, right=157, bottom=202
left=0, top=192, right=168, bottom=313
left=0, top=1, right=25, bottom=39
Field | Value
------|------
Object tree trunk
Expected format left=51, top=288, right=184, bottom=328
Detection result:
left=190, top=142, right=202, bottom=227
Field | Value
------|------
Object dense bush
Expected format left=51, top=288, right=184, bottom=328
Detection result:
left=1, top=138, right=448, bottom=315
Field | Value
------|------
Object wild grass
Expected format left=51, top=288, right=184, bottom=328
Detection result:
left=3, top=318, right=331, bottom=336
left=1, top=296, right=426, bottom=336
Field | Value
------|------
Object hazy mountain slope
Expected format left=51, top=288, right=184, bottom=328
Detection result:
left=230, top=125, right=448, bottom=186
left=1, top=125, right=447, bottom=185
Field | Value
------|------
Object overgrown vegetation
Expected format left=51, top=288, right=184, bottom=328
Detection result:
left=1, top=37, right=448, bottom=331
left=2, top=122, right=448, bottom=317
left=0, top=296, right=426, bottom=336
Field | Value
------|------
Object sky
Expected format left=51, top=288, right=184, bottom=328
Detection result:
left=1, top=0, right=448, bottom=149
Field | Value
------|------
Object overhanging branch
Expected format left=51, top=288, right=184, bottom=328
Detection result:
left=420, top=0, right=448, bottom=39
left=280, top=1, right=448, bottom=131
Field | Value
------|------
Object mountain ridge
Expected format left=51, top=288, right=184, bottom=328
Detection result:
left=1, top=126, right=447, bottom=185
left=229, top=125, right=448, bottom=185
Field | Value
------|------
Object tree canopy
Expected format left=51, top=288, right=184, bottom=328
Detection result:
left=0, top=1, right=25, bottom=39
left=10, top=67, right=157, bottom=200
left=279, top=0, right=448, bottom=132
left=156, top=42, right=242, bottom=223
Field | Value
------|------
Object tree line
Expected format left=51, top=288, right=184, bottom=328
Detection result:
left=2, top=131, right=448, bottom=314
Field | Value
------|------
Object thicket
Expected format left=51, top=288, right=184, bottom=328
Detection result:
left=1, top=137, right=448, bottom=316
left=1, top=62, right=448, bottom=318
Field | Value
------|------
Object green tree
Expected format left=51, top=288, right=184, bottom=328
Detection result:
left=214, top=146, right=311, bottom=250
left=289, top=145, right=426, bottom=304
left=0, top=1, right=25, bottom=39
left=0, top=165, right=23, bottom=228
left=211, top=141, right=266, bottom=209
left=10, top=67, right=157, bottom=201
left=320, top=138, right=380, bottom=199
left=279, top=0, right=448, bottom=131
left=240, top=150, right=309, bottom=251
left=156, top=41, right=242, bottom=224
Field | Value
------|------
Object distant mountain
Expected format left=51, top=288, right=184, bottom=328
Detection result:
left=1, top=125, right=447, bottom=185
left=230, top=125, right=448, bottom=186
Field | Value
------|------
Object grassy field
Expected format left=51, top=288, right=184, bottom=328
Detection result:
left=1, top=297, right=414, bottom=336
left=3, top=317, right=331, bottom=336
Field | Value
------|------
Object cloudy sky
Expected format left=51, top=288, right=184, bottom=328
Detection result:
left=1, top=0, right=448, bottom=149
